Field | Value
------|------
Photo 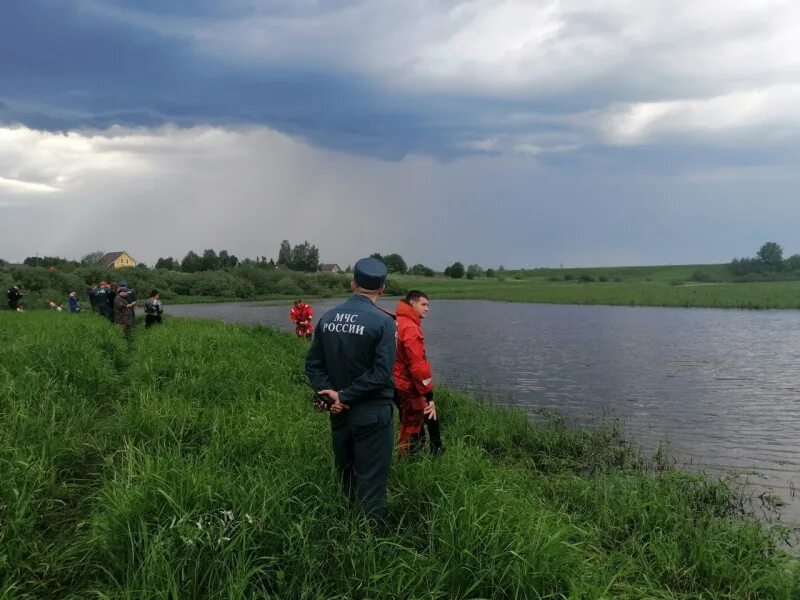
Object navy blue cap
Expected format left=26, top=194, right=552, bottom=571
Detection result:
left=353, top=257, right=387, bottom=290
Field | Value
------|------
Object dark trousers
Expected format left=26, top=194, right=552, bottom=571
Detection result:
left=145, top=314, right=162, bottom=328
left=395, top=392, right=443, bottom=454
left=420, top=416, right=442, bottom=449
left=331, top=404, right=393, bottom=527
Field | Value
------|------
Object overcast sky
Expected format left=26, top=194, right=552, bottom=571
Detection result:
left=1, top=0, right=799, bottom=268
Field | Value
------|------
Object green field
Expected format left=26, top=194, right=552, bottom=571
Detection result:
left=390, top=265, right=800, bottom=309
left=1, top=312, right=798, bottom=598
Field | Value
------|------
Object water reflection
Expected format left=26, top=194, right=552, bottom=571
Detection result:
left=167, top=299, right=800, bottom=524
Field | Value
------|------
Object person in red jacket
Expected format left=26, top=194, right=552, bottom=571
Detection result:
left=290, top=299, right=314, bottom=338
left=393, top=290, right=443, bottom=456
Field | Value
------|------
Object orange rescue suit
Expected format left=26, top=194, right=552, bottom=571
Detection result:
left=290, top=302, right=313, bottom=336
left=393, top=299, right=433, bottom=454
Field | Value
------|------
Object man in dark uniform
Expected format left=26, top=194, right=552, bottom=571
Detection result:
left=305, top=257, right=397, bottom=527
left=95, top=282, right=110, bottom=319
left=7, top=284, right=22, bottom=311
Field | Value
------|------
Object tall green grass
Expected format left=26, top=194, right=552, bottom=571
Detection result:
left=1, top=312, right=798, bottom=598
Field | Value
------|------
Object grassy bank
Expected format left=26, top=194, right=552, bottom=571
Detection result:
left=1, top=313, right=798, bottom=598
left=397, top=276, right=800, bottom=309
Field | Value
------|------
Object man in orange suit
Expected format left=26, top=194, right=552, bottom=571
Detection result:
left=290, top=299, right=314, bottom=339
left=393, top=290, right=443, bottom=456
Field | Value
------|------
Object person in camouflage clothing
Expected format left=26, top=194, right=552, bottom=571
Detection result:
left=113, top=287, right=136, bottom=337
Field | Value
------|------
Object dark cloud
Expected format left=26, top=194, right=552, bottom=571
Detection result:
left=0, top=1, right=440, bottom=158
left=1, top=1, right=799, bottom=268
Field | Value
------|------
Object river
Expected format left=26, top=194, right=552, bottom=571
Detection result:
left=165, top=299, right=800, bottom=525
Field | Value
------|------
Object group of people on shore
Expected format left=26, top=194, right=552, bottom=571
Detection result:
left=6, top=281, right=165, bottom=336
left=304, top=257, right=443, bottom=528
left=11, top=262, right=432, bottom=529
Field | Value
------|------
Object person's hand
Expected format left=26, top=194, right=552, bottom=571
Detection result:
left=318, top=389, right=348, bottom=414
left=423, top=401, right=437, bottom=421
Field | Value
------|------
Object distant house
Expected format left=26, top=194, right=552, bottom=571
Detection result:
left=319, top=263, right=341, bottom=273
left=99, top=251, right=137, bottom=269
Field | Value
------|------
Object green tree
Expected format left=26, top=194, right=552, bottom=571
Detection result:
left=181, top=250, right=202, bottom=273
left=155, top=257, right=178, bottom=270
left=289, top=241, right=319, bottom=272
left=444, top=261, right=465, bottom=279
left=201, top=249, right=219, bottom=271
left=278, top=240, right=292, bottom=267
left=81, top=250, right=105, bottom=265
left=785, top=254, right=800, bottom=271
left=218, top=250, right=239, bottom=269
left=466, top=264, right=483, bottom=279
left=757, top=242, right=783, bottom=270
left=370, top=253, right=384, bottom=262
left=485, top=268, right=495, bottom=278
left=383, top=253, right=407, bottom=274
left=23, top=256, right=75, bottom=269
left=409, top=263, right=434, bottom=277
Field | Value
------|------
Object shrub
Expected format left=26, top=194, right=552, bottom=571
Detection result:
left=315, top=273, right=350, bottom=291
left=444, top=262, right=465, bottom=279
left=409, top=264, right=435, bottom=277
left=691, top=271, right=714, bottom=282
left=383, top=278, right=408, bottom=297
left=578, top=274, right=595, bottom=283
left=276, top=277, right=303, bottom=296
left=161, top=272, right=194, bottom=296
left=236, top=267, right=282, bottom=294
left=296, top=277, right=323, bottom=296
left=188, top=272, right=245, bottom=297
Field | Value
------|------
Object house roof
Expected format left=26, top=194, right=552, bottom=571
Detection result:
left=99, top=251, right=134, bottom=267
left=320, top=263, right=340, bottom=269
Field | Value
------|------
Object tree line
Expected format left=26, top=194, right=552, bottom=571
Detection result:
left=730, top=242, right=800, bottom=278
left=4, top=238, right=493, bottom=283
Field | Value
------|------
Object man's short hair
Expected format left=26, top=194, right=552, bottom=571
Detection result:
left=150, top=289, right=159, bottom=297
left=405, top=290, right=428, bottom=303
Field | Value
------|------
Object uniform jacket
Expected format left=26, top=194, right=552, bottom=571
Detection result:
left=393, top=300, right=434, bottom=395
left=68, top=296, right=79, bottom=312
left=95, top=288, right=109, bottom=314
left=113, top=295, right=133, bottom=325
left=290, top=302, right=313, bottom=324
left=305, top=294, right=397, bottom=413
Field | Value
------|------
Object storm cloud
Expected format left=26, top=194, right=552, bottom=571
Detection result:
left=1, top=1, right=798, bottom=266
